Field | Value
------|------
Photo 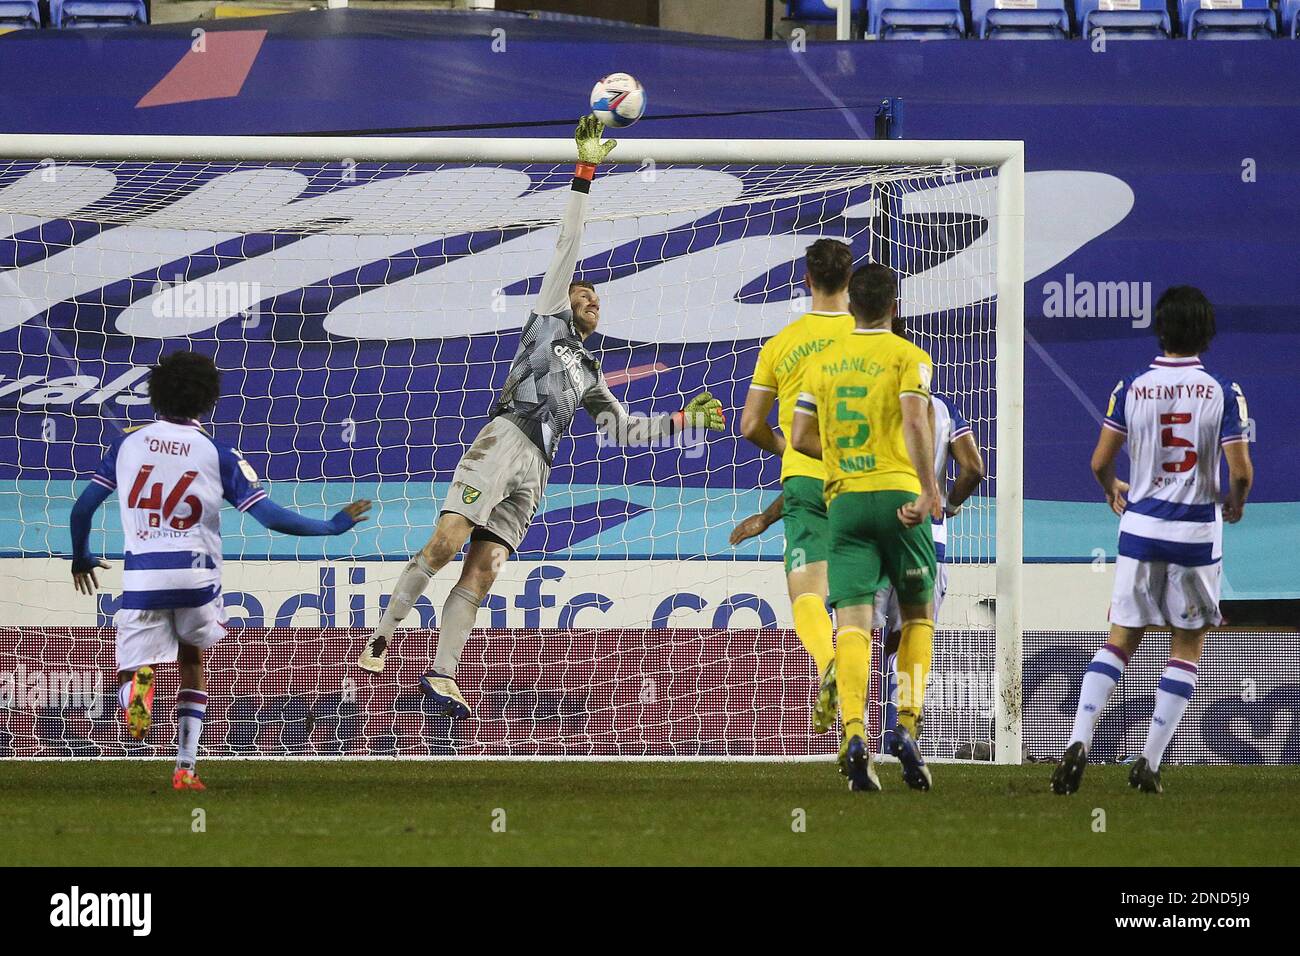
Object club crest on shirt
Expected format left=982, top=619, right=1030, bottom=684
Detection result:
left=237, top=457, right=260, bottom=486
left=462, top=485, right=482, bottom=504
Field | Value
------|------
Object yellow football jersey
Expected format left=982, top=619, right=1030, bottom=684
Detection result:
left=794, top=328, right=934, bottom=501
left=749, top=311, right=855, bottom=482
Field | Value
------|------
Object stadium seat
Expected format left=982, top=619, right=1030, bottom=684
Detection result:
left=971, top=0, right=1072, bottom=38
left=1281, top=0, right=1300, bottom=36
left=0, top=0, right=40, bottom=29
left=1075, top=0, right=1173, bottom=38
left=1179, top=0, right=1278, bottom=39
left=786, top=0, right=870, bottom=20
left=49, top=0, right=147, bottom=28
left=870, top=0, right=967, bottom=38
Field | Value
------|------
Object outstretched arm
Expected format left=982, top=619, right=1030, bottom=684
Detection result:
left=534, top=116, right=617, bottom=317
left=69, top=481, right=114, bottom=594
left=584, top=380, right=725, bottom=447
left=246, top=497, right=372, bottom=536
left=730, top=493, right=784, bottom=546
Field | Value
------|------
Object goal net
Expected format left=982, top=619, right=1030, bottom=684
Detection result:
left=0, top=136, right=1023, bottom=761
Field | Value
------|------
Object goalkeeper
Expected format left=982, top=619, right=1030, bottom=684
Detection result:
left=360, top=117, right=725, bottom=719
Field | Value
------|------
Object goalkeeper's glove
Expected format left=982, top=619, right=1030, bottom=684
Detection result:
left=675, top=391, right=726, bottom=433
left=575, top=114, right=618, bottom=167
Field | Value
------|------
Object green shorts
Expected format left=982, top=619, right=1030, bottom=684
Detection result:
left=781, top=476, right=829, bottom=573
left=827, top=490, right=937, bottom=609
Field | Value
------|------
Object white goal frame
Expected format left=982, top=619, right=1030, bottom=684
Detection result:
left=0, top=134, right=1025, bottom=764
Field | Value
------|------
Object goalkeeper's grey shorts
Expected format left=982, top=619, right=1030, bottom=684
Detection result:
left=441, top=416, right=549, bottom=553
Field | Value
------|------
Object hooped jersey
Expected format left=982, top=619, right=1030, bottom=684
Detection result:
left=750, top=310, right=855, bottom=483
left=1103, top=355, right=1248, bottom=567
left=92, top=419, right=266, bottom=609
left=930, top=394, right=972, bottom=561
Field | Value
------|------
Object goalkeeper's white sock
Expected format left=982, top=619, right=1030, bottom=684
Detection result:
left=1142, top=659, right=1198, bottom=771
left=1069, top=642, right=1129, bottom=751
left=375, top=555, right=435, bottom=638
left=432, top=585, right=479, bottom=679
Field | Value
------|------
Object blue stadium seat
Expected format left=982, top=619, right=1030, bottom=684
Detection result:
left=1075, top=0, right=1173, bottom=38
left=786, top=0, right=870, bottom=21
left=49, top=0, right=147, bottom=28
left=1179, top=0, right=1277, bottom=38
left=1280, top=0, right=1300, bottom=36
left=870, top=0, right=967, bottom=38
left=971, top=0, right=1072, bottom=38
left=0, top=0, right=41, bottom=29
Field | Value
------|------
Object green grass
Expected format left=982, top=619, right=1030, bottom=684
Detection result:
left=1, top=760, right=1296, bottom=866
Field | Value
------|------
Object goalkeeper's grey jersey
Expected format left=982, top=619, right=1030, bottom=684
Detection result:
left=489, top=175, right=674, bottom=464
left=492, top=309, right=674, bottom=464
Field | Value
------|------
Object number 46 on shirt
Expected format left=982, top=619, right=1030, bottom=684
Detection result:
left=126, top=465, right=203, bottom=530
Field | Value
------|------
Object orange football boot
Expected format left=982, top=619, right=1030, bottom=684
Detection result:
left=172, top=768, right=206, bottom=791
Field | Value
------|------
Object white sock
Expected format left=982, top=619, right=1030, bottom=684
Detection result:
left=117, top=681, right=131, bottom=711
left=175, top=689, right=208, bottom=771
left=1142, top=659, right=1198, bottom=771
left=375, top=555, right=436, bottom=638
left=1069, top=642, right=1129, bottom=750
left=432, top=585, right=480, bottom=679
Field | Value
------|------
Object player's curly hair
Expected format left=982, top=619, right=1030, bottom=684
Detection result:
left=804, top=238, right=853, bottom=294
left=848, top=263, right=897, bottom=325
left=1155, top=286, right=1215, bottom=356
left=148, top=351, right=221, bottom=421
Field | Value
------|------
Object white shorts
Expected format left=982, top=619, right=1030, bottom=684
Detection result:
left=872, top=563, right=948, bottom=635
left=1109, top=556, right=1222, bottom=630
left=113, top=598, right=228, bottom=673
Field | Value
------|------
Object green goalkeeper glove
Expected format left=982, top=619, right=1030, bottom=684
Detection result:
left=575, top=114, right=618, bottom=166
left=677, top=391, right=726, bottom=432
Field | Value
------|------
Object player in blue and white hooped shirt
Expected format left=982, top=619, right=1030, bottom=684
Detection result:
left=873, top=388, right=984, bottom=755
left=1053, top=287, right=1253, bottom=796
left=69, top=351, right=371, bottom=791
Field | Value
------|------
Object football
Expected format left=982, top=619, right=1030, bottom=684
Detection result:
left=590, top=72, right=646, bottom=128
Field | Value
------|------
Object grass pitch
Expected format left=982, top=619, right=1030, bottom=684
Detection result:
left=1, top=760, right=1296, bottom=866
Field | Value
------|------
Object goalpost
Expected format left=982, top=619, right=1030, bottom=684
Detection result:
left=0, top=134, right=1023, bottom=763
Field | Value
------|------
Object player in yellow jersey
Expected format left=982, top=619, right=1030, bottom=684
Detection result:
left=791, top=263, right=942, bottom=792
left=735, top=239, right=855, bottom=735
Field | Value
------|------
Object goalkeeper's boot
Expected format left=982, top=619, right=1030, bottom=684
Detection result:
left=888, top=724, right=932, bottom=792
left=358, top=629, right=391, bottom=673
left=419, top=671, right=471, bottom=719
left=172, top=767, right=206, bottom=792
left=1051, top=741, right=1088, bottom=795
left=1128, top=757, right=1163, bottom=794
left=843, top=735, right=881, bottom=792
left=837, top=734, right=850, bottom=777
left=123, top=665, right=155, bottom=741
left=811, top=659, right=838, bottom=735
